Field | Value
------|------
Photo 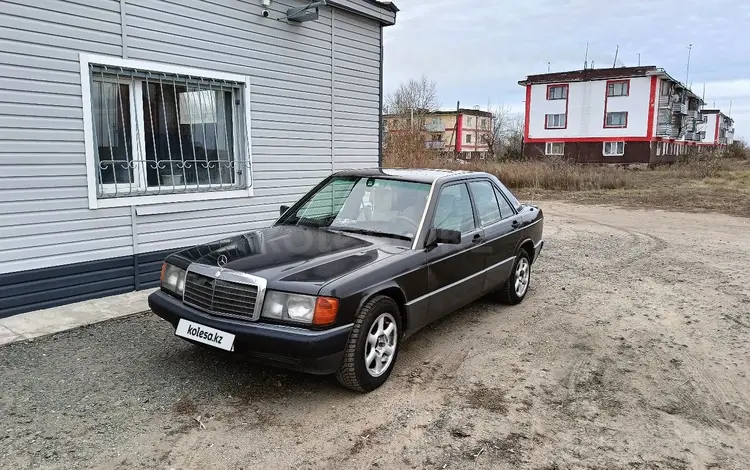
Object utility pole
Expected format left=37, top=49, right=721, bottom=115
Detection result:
left=547, top=61, right=551, bottom=73
left=612, top=45, right=619, bottom=68
left=686, top=43, right=692, bottom=85
left=453, top=100, right=460, bottom=154
left=584, top=41, right=589, bottom=69
left=637, top=53, right=641, bottom=66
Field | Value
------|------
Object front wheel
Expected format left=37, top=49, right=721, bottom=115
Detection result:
left=336, top=296, right=401, bottom=392
left=498, top=250, right=531, bottom=305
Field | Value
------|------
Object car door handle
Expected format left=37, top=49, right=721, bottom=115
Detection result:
left=472, top=233, right=484, bottom=244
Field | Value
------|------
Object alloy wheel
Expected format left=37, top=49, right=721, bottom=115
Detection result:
left=364, top=312, right=398, bottom=377
left=515, top=257, right=530, bottom=297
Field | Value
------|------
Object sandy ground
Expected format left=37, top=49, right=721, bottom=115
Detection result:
left=1, top=201, right=749, bottom=470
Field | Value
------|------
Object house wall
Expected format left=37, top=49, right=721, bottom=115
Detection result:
left=527, top=76, right=652, bottom=140
left=0, top=0, right=391, bottom=317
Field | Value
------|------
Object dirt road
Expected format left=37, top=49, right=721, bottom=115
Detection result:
left=1, top=201, right=749, bottom=470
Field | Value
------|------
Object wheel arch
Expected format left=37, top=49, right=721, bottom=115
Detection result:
left=356, top=283, right=409, bottom=336
left=516, top=237, right=536, bottom=264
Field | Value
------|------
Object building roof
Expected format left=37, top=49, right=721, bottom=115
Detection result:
left=518, top=66, right=659, bottom=86
left=518, top=65, right=704, bottom=103
left=369, top=0, right=399, bottom=12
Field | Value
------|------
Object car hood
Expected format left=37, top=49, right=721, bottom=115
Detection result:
left=168, top=225, right=407, bottom=294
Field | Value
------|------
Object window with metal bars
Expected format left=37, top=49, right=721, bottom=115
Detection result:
left=86, top=61, right=250, bottom=200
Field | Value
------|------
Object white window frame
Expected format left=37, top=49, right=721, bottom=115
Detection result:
left=467, top=117, right=473, bottom=127
left=80, top=53, right=253, bottom=209
left=603, top=141, right=625, bottom=156
left=545, top=142, right=564, bottom=156
left=545, top=113, right=566, bottom=129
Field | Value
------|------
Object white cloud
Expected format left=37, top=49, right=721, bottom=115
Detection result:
left=384, top=0, right=750, bottom=139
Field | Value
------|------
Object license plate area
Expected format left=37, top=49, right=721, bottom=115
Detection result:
left=175, top=319, right=235, bottom=352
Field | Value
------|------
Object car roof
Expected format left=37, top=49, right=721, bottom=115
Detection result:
left=332, top=167, right=488, bottom=184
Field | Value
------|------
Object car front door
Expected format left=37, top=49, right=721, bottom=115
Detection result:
left=468, top=180, right=525, bottom=293
left=424, top=182, right=486, bottom=322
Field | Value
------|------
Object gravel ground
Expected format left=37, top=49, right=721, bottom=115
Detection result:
left=1, top=201, right=749, bottom=470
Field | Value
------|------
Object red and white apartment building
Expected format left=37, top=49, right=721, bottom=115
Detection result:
left=698, top=109, right=735, bottom=147
left=518, top=66, right=734, bottom=163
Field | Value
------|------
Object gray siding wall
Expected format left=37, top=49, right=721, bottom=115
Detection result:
left=0, top=0, right=386, bottom=274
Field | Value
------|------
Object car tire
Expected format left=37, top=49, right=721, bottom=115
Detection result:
left=498, top=249, right=531, bottom=305
left=335, top=295, right=402, bottom=393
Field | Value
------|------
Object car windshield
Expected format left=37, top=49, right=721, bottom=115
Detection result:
left=279, top=176, right=432, bottom=241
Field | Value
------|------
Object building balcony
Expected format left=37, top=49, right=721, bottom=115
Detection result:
left=424, top=122, right=445, bottom=133
left=658, top=95, right=671, bottom=108
left=425, top=141, right=445, bottom=150
left=656, top=123, right=680, bottom=138
left=687, top=109, right=699, bottom=120
left=672, top=102, right=688, bottom=114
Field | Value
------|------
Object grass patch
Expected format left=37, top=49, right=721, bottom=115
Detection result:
left=381, top=144, right=750, bottom=218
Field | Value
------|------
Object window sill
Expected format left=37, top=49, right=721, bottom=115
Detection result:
left=89, top=188, right=254, bottom=209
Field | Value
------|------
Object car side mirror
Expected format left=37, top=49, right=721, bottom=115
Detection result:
left=280, top=205, right=290, bottom=216
left=425, top=227, right=461, bottom=248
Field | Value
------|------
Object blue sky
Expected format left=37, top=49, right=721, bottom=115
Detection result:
left=383, top=0, right=749, bottom=139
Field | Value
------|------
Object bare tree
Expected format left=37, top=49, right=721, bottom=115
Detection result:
left=384, top=76, right=440, bottom=119
left=481, top=104, right=512, bottom=157
left=481, top=105, right=526, bottom=160
left=504, top=114, right=525, bottom=160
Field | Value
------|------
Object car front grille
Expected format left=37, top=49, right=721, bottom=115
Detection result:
left=183, top=271, right=259, bottom=320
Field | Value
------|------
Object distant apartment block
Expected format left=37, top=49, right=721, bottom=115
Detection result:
left=383, top=108, right=493, bottom=159
left=698, top=109, right=735, bottom=146
left=518, top=66, right=733, bottom=164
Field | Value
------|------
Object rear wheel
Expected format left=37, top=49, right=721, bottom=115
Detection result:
left=498, top=250, right=531, bottom=305
left=336, top=296, right=401, bottom=392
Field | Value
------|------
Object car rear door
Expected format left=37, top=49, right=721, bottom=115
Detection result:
left=424, top=181, right=486, bottom=322
left=470, top=180, right=525, bottom=293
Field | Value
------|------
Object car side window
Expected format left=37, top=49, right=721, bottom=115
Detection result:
left=468, top=181, right=502, bottom=226
left=494, top=186, right=515, bottom=219
left=432, top=183, right=475, bottom=233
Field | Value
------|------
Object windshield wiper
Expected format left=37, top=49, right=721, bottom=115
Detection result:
left=332, top=227, right=412, bottom=241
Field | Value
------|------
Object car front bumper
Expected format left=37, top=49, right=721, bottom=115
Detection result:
left=148, top=290, right=352, bottom=375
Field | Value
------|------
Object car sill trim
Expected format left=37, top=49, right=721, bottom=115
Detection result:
left=405, top=256, right=516, bottom=306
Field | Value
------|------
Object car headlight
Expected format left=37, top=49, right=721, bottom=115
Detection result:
left=160, top=263, right=186, bottom=295
left=261, top=291, right=339, bottom=326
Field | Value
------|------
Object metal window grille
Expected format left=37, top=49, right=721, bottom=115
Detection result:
left=89, top=63, right=251, bottom=198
